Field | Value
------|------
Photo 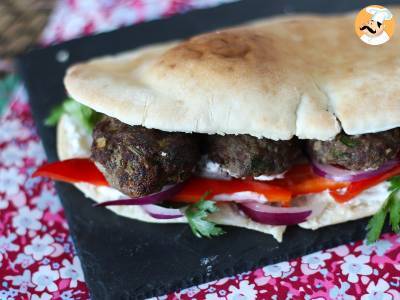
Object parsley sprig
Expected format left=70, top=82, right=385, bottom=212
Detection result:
left=45, top=98, right=102, bottom=132
left=339, top=135, right=360, bottom=148
left=366, top=176, right=400, bottom=244
left=185, top=194, right=225, bottom=238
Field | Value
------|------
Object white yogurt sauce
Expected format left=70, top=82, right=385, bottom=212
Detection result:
left=200, top=156, right=287, bottom=181
left=62, top=115, right=92, bottom=157
left=254, top=172, right=286, bottom=181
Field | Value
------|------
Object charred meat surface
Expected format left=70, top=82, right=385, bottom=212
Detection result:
left=206, top=134, right=301, bottom=177
left=307, top=128, right=400, bottom=171
left=91, top=117, right=200, bottom=197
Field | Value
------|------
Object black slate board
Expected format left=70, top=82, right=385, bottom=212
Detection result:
left=17, top=0, right=397, bottom=299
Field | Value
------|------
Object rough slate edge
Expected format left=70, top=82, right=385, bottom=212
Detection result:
left=17, top=0, right=397, bottom=299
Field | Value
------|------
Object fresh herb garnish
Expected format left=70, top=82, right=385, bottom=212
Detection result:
left=185, top=193, right=225, bottom=238
left=45, top=98, right=102, bottom=132
left=366, top=176, right=400, bottom=244
left=44, top=104, right=65, bottom=126
left=339, top=135, right=359, bottom=148
left=332, top=149, right=346, bottom=159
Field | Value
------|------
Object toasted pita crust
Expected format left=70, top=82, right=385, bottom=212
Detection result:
left=65, top=9, right=400, bottom=140
left=57, top=115, right=286, bottom=241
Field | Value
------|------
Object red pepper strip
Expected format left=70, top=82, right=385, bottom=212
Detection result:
left=33, top=158, right=109, bottom=186
left=330, top=164, right=400, bottom=203
left=273, top=164, right=350, bottom=196
left=171, top=177, right=293, bottom=205
left=34, top=158, right=399, bottom=205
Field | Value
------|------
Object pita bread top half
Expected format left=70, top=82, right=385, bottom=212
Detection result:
left=64, top=9, right=400, bottom=141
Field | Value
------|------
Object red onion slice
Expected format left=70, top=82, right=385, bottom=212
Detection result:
left=312, top=159, right=400, bottom=183
left=142, top=204, right=184, bottom=219
left=94, top=183, right=184, bottom=207
left=239, top=202, right=315, bottom=225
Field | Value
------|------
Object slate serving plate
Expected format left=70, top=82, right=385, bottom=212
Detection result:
left=17, top=0, right=397, bottom=298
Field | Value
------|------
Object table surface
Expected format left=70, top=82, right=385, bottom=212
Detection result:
left=1, top=1, right=400, bottom=299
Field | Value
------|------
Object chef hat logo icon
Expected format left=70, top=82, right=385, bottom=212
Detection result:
left=355, top=5, right=395, bottom=45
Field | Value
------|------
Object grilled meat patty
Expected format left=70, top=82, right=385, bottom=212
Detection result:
left=91, top=117, right=200, bottom=197
left=206, top=134, right=301, bottom=177
left=307, top=128, right=400, bottom=171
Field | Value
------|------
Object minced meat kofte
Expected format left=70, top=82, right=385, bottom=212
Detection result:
left=91, top=116, right=201, bottom=197
left=91, top=116, right=400, bottom=195
left=307, top=129, right=400, bottom=171
left=206, top=134, right=301, bottom=178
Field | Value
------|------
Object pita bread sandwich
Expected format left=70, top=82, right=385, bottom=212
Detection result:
left=35, top=9, right=400, bottom=243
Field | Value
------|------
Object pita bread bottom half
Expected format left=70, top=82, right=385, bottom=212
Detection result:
left=56, top=115, right=389, bottom=242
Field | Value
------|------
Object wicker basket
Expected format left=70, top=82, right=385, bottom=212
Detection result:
left=0, top=0, right=54, bottom=58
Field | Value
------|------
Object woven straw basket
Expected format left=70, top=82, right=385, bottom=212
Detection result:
left=0, top=0, right=54, bottom=58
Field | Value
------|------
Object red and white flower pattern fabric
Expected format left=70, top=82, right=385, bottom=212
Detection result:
left=0, top=1, right=400, bottom=299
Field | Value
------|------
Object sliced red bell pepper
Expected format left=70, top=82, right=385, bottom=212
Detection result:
left=171, top=177, right=293, bottom=205
left=33, top=158, right=400, bottom=205
left=273, top=164, right=350, bottom=196
left=330, top=164, right=400, bottom=203
left=34, top=159, right=292, bottom=204
left=33, top=158, right=109, bottom=186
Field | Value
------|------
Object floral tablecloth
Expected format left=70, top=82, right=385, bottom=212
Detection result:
left=1, top=1, right=400, bottom=299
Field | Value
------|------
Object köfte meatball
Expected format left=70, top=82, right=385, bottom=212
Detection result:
left=206, top=134, right=301, bottom=178
left=307, top=128, right=400, bottom=171
left=91, top=117, right=201, bottom=197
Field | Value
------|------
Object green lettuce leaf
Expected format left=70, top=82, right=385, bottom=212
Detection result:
left=45, top=98, right=102, bottom=132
